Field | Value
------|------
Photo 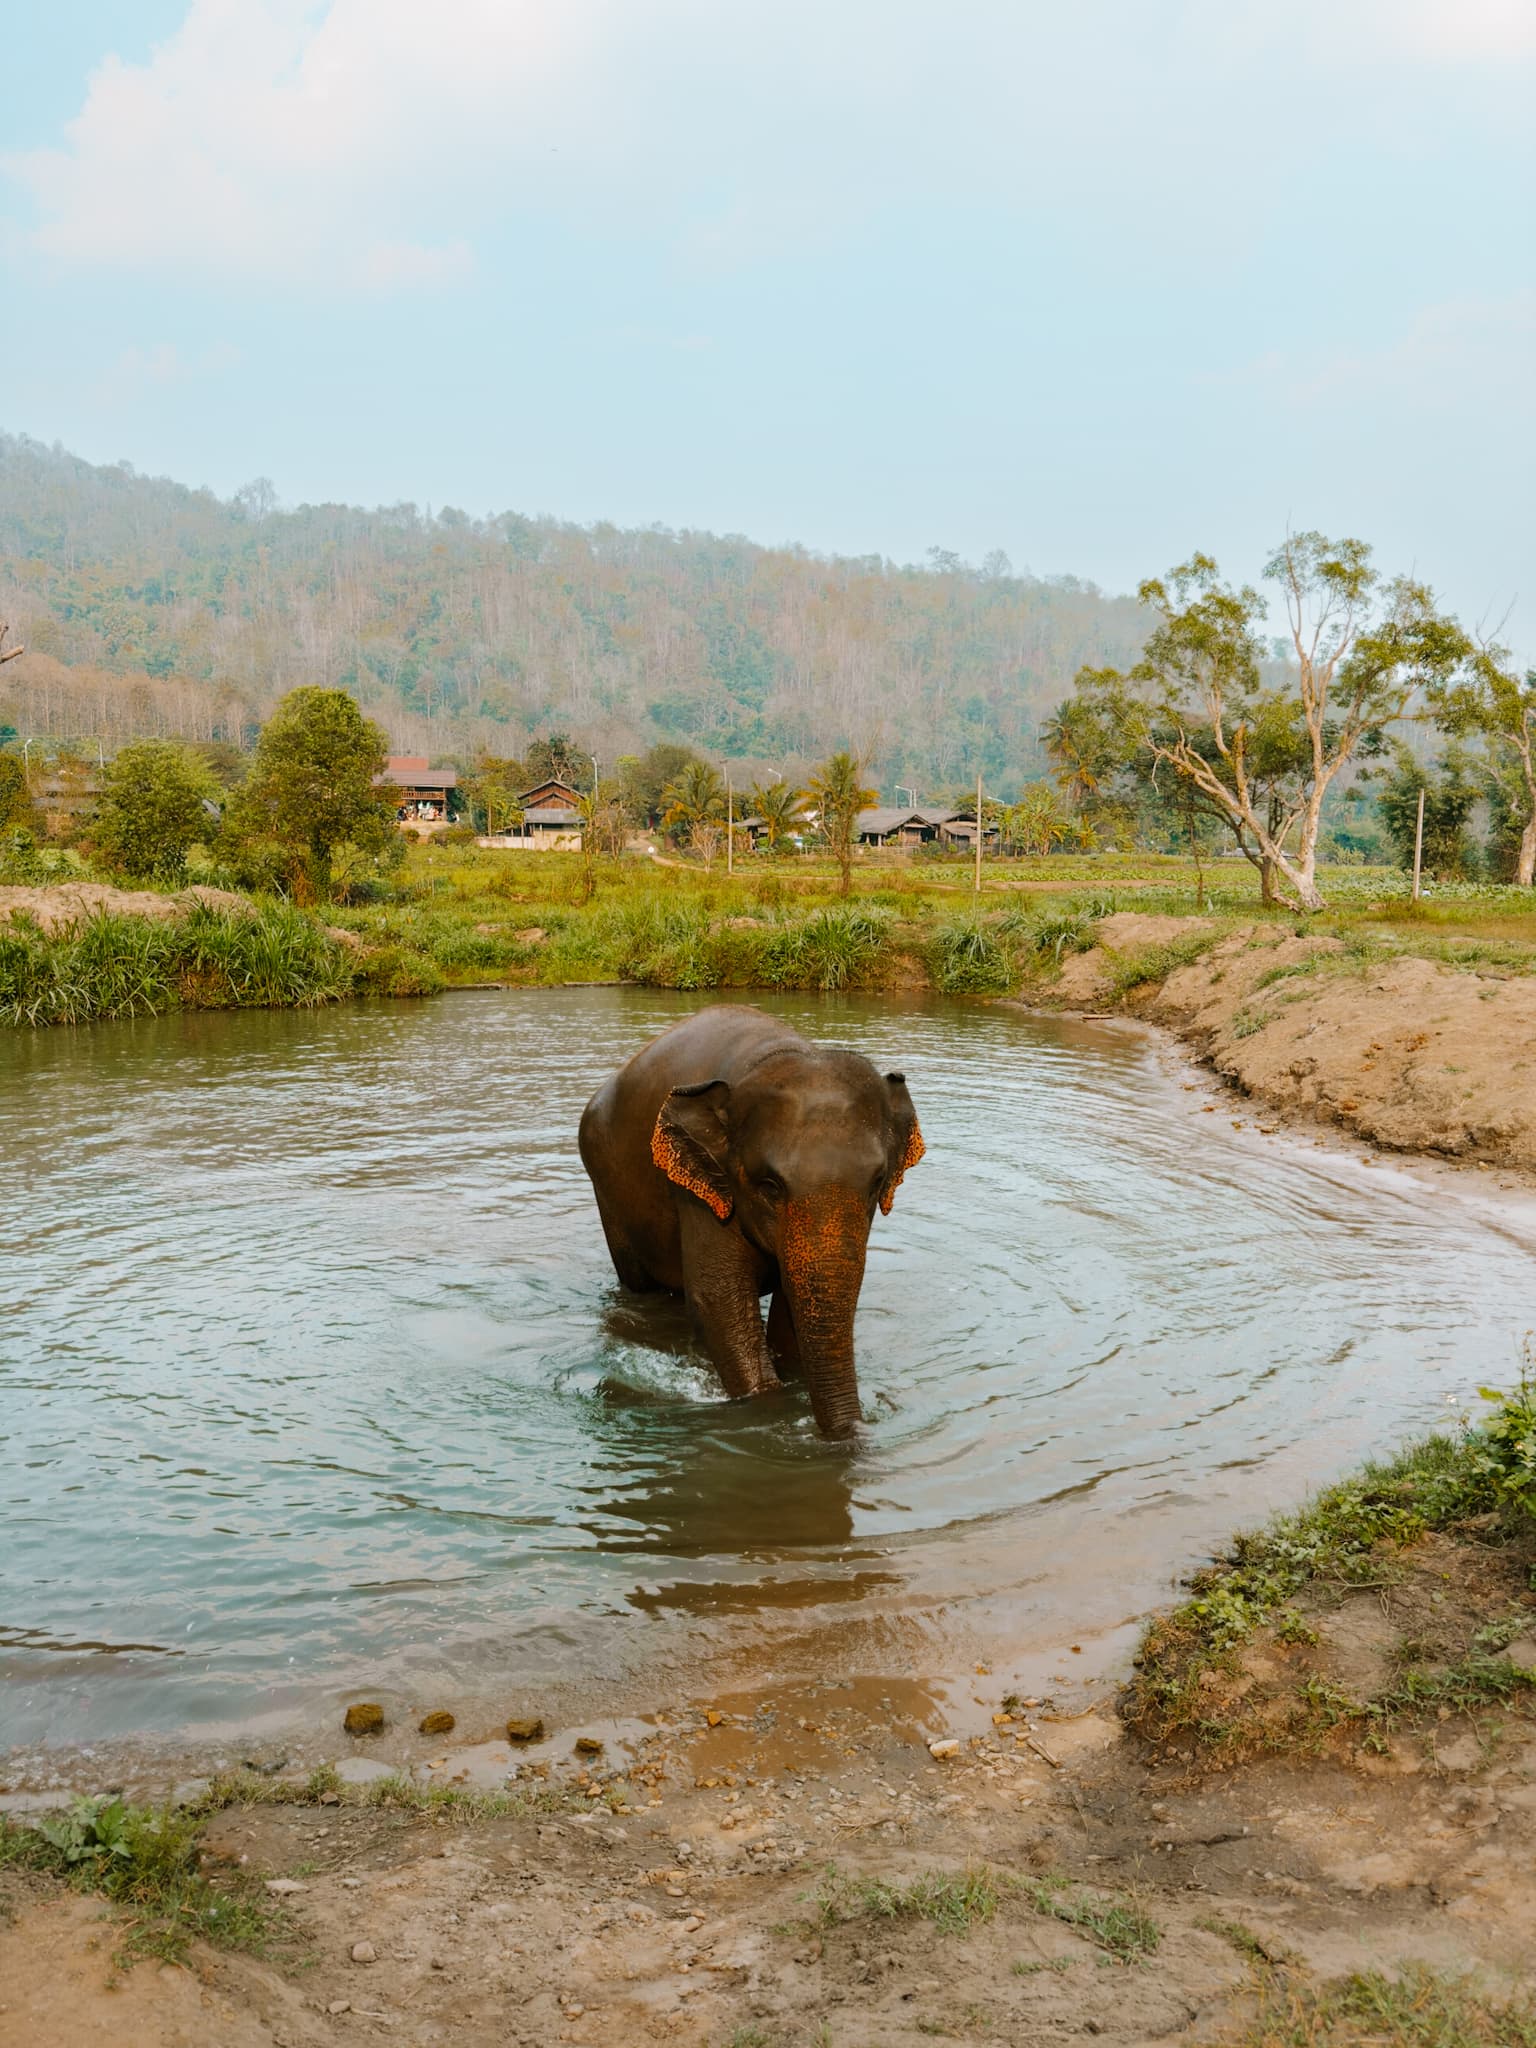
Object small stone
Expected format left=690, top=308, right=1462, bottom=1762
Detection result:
left=927, top=1739, right=960, bottom=1760
left=419, top=1711, right=455, bottom=1736
left=264, top=1878, right=307, bottom=1895
left=327, top=2000, right=352, bottom=2015
left=574, top=1736, right=604, bottom=1755
left=506, top=1717, right=545, bottom=1743
left=242, top=1752, right=290, bottom=1776
left=343, top=1703, right=385, bottom=1737
left=1502, top=1636, right=1536, bottom=1671
left=705, top=1710, right=724, bottom=1727
left=351, top=1941, right=377, bottom=1964
left=319, top=1790, right=342, bottom=1806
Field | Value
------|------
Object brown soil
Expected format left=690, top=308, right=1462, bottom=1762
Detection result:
left=5, top=1621, right=1535, bottom=2048
left=1041, top=919, right=1536, bottom=1178
left=0, top=881, right=362, bottom=949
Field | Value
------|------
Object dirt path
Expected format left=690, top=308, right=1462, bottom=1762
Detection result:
left=5, top=1641, right=1534, bottom=2048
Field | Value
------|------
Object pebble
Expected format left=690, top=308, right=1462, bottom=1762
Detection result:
left=327, top=2000, right=352, bottom=2016
left=928, top=1739, right=960, bottom=1760
left=506, top=1717, right=545, bottom=1743
left=264, top=1878, right=306, bottom=1895
left=419, top=1711, right=455, bottom=1736
left=351, top=1942, right=378, bottom=1964
left=574, top=1736, right=604, bottom=1756
left=343, top=1703, right=385, bottom=1737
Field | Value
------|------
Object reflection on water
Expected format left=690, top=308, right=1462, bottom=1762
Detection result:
left=2, top=986, right=1533, bottom=1748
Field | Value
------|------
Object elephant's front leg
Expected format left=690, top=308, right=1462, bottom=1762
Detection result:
left=677, top=1204, right=781, bottom=1399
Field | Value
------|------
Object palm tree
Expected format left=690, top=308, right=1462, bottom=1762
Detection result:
left=805, top=751, right=878, bottom=896
left=661, top=761, right=726, bottom=863
left=1002, top=782, right=1075, bottom=857
left=748, top=778, right=809, bottom=852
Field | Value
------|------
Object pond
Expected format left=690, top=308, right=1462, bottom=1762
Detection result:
left=2, top=987, right=1532, bottom=1753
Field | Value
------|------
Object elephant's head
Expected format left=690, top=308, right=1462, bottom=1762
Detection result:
left=651, top=1049, right=924, bottom=1437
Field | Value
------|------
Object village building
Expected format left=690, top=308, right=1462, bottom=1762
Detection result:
left=477, top=777, right=587, bottom=849
left=377, top=755, right=458, bottom=831
left=854, top=806, right=957, bottom=847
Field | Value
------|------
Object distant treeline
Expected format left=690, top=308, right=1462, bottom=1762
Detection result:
left=0, top=430, right=1146, bottom=791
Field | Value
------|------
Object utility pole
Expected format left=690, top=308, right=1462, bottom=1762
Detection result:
left=726, top=769, right=734, bottom=875
left=974, top=770, right=983, bottom=900
left=1412, top=785, right=1425, bottom=903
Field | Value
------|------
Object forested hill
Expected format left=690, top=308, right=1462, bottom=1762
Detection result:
left=0, top=430, right=1146, bottom=786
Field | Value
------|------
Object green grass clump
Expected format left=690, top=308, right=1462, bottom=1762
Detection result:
left=0, top=1796, right=281, bottom=1965
left=0, top=902, right=356, bottom=1025
left=1015, top=1875, right=1161, bottom=1962
left=927, top=916, right=1014, bottom=994
left=813, top=1864, right=1001, bottom=1935
left=1105, top=929, right=1224, bottom=994
left=1127, top=1402, right=1536, bottom=1748
left=1209, top=1964, right=1536, bottom=2047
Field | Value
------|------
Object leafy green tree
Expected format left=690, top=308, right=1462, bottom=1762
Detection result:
left=228, top=687, right=394, bottom=900
left=1001, top=782, right=1075, bottom=857
left=747, top=778, right=809, bottom=851
left=1375, top=743, right=1480, bottom=880
left=805, top=751, right=877, bottom=896
left=1064, top=538, right=1470, bottom=911
left=661, top=760, right=726, bottom=862
left=619, top=743, right=707, bottom=829
left=523, top=730, right=587, bottom=788
left=1430, top=649, right=1536, bottom=886
left=462, top=753, right=527, bottom=835
left=0, top=750, right=39, bottom=833
left=93, top=740, right=217, bottom=881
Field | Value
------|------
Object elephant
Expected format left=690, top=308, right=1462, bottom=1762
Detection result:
left=578, top=1004, right=924, bottom=1439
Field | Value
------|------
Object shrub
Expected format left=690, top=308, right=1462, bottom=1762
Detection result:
left=759, top=903, right=893, bottom=990
left=928, top=916, right=1014, bottom=994
left=94, top=739, right=218, bottom=883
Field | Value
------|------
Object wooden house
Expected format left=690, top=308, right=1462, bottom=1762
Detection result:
left=376, top=755, right=458, bottom=830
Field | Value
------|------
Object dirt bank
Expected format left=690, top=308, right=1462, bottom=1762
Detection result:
left=0, top=881, right=362, bottom=948
left=1035, top=914, right=1536, bottom=1179
left=3, top=1623, right=1534, bottom=2048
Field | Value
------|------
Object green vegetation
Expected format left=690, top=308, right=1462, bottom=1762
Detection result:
left=224, top=685, right=400, bottom=901
left=0, top=901, right=356, bottom=1025
left=808, top=1863, right=1158, bottom=1961
left=0, top=1795, right=281, bottom=1965
left=1125, top=1373, right=1536, bottom=1754
left=1209, top=1964, right=1536, bottom=2048
left=93, top=738, right=218, bottom=882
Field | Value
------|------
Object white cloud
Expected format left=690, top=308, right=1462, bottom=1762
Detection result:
left=95, top=339, right=242, bottom=402
left=6, top=0, right=1532, bottom=292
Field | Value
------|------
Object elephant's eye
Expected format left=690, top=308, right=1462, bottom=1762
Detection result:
left=755, top=1173, right=785, bottom=1200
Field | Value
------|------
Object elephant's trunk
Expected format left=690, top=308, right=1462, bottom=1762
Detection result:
left=781, top=1189, right=868, bottom=1440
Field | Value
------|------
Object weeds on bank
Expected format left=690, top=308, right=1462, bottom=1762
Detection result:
left=0, top=1796, right=282, bottom=1966
left=1210, top=1963, right=1536, bottom=2048
left=194, top=1763, right=593, bottom=1820
left=807, top=1863, right=1159, bottom=1962
left=1127, top=1390, right=1536, bottom=1752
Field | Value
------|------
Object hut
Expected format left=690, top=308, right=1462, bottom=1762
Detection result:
left=377, top=756, right=458, bottom=831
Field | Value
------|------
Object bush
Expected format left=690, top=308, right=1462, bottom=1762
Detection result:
left=350, top=944, right=446, bottom=997
left=1469, top=1350, right=1536, bottom=1522
left=928, top=916, right=1014, bottom=994
left=0, top=903, right=357, bottom=1026
left=94, top=739, right=219, bottom=883
left=759, top=903, right=893, bottom=990
left=0, top=828, right=92, bottom=885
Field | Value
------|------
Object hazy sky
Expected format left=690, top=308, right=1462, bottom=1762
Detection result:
left=6, top=1, right=1533, bottom=650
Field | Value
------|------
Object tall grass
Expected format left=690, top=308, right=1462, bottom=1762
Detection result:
left=0, top=903, right=355, bottom=1026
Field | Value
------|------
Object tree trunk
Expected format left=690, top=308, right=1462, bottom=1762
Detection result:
left=1518, top=808, right=1536, bottom=889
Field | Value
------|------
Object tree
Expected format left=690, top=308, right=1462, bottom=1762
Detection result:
left=1068, top=538, right=1471, bottom=911
left=619, top=744, right=707, bottom=829
left=661, top=760, right=726, bottom=863
left=1001, top=782, right=1075, bottom=857
left=462, top=753, right=527, bottom=835
left=748, top=778, right=809, bottom=852
left=1375, top=743, right=1480, bottom=880
left=93, top=739, right=218, bottom=881
left=0, top=749, right=40, bottom=833
left=1430, top=649, right=1536, bottom=886
left=228, top=687, right=394, bottom=900
left=523, top=730, right=586, bottom=788
left=805, top=751, right=877, bottom=896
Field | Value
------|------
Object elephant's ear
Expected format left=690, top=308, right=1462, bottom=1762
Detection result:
left=652, top=1080, right=734, bottom=1222
left=879, top=1071, right=925, bottom=1216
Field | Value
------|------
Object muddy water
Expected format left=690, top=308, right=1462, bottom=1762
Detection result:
left=2, top=988, right=1533, bottom=1753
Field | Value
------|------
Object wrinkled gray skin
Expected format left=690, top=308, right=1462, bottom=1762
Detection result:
left=578, top=1005, right=924, bottom=1439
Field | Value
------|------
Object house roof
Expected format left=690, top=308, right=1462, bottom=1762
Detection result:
left=518, top=778, right=584, bottom=805
left=523, top=806, right=583, bottom=826
left=376, top=767, right=457, bottom=790
left=855, top=807, right=927, bottom=836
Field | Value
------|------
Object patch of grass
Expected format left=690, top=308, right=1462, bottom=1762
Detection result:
left=1196, top=1914, right=1297, bottom=1967
left=927, top=916, right=1015, bottom=994
left=0, top=901, right=357, bottom=1026
left=0, top=1796, right=284, bottom=1966
left=1105, top=928, right=1224, bottom=995
left=1015, top=1875, right=1161, bottom=1963
left=1230, top=1005, right=1274, bottom=1039
left=194, top=1765, right=585, bottom=1820
left=1209, top=1963, right=1536, bottom=2047
left=813, top=1864, right=1001, bottom=1935
left=1127, top=1412, right=1536, bottom=1752
left=1012, top=1955, right=1072, bottom=1975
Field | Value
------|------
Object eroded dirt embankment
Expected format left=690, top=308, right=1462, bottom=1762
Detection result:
left=1039, top=914, right=1536, bottom=1177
